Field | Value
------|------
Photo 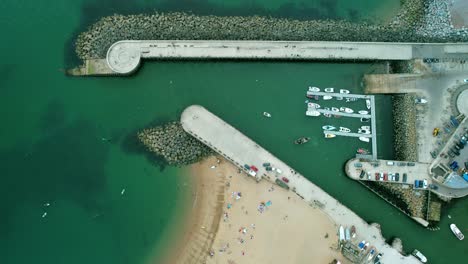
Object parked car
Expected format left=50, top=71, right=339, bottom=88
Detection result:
left=395, top=173, right=400, bottom=182
left=403, top=173, right=408, bottom=183
left=384, top=173, right=388, bottom=181
left=375, top=173, right=379, bottom=180
left=282, top=177, right=289, bottom=183
left=423, top=179, right=428, bottom=189
left=429, top=184, right=438, bottom=190
left=407, top=162, right=415, bottom=166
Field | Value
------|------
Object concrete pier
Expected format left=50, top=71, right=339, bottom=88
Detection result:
left=181, top=105, right=420, bottom=264
left=105, top=40, right=468, bottom=74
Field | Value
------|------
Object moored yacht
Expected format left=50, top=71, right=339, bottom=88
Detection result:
left=358, top=110, right=368, bottom=115
left=366, top=99, right=371, bottom=109
left=263, top=112, right=271, bottom=117
left=412, top=249, right=427, bottom=263
left=339, top=89, right=350, bottom=94
left=308, top=102, right=321, bottom=109
left=339, top=127, right=351, bottom=133
left=323, top=95, right=333, bottom=100
left=324, top=133, right=336, bottom=138
left=331, top=107, right=340, bottom=112
left=324, top=107, right=332, bottom=117
left=324, top=87, right=334, bottom=93
left=359, top=137, right=370, bottom=142
left=340, top=107, right=354, bottom=113
left=306, top=110, right=321, bottom=117
left=309, top=86, right=320, bottom=92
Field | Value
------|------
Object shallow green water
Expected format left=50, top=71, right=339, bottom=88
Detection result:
left=1, top=1, right=467, bottom=264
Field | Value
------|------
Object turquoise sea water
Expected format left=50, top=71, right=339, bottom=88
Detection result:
left=1, top=1, right=467, bottom=264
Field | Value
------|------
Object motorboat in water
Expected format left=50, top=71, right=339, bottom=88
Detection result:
left=361, top=126, right=370, bottom=130
left=340, top=107, right=354, bottom=113
left=351, top=225, right=356, bottom=238
left=366, top=99, right=371, bottom=110
left=412, top=249, right=427, bottom=263
left=331, top=107, right=340, bottom=112
left=359, top=137, right=370, bottom=142
left=308, top=102, right=320, bottom=108
left=345, top=97, right=357, bottom=102
left=358, top=110, right=369, bottom=115
left=450, top=224, right=464, bottom=240
left=306, top=110, right=321, bottom=117
left=361, top=117, right=370, bottom=122
left=345, top=228, right=351, bottom=241
left=309, top=86, right=320, bottom=92
left=324, top=87, right=334, bottom=93
left=294, top=137, right=310, bottom=145
left=323, top=95, right=333, bottom=100
left=339, top=226, right=345, bottom=241
left=263, top=112, right=271, bottom=117
left=340, top=89, right=350, bottom=94
left=339, top=127, right=351, bottom=133
left=322, top=125, right=336, bottom=131
left=358, top=128, right=371, bottom=134
left=306, top=92, right=319, bottom=100
left=324, top=133, right=336, bottom=138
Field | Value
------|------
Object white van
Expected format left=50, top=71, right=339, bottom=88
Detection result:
left=386, top=161, right=394, bottom=166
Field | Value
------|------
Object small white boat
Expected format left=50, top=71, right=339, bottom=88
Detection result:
left=366, top=99, right=371, bottom=110
left=412, top=249, right=427, bottom=263
left=336, top=96, right=343, bottom=101
left=358, top=110, right=368, bottom=115
left=359, top=137, right=370, bottom=142
left=339, top=127, right=351, bottom=133
left=331, top=107, right=340, bottom=112
left=358, top=129, right=371, bottom=134
left=339, top=226, right=345, bottom=241
left=121, top=188, right=126, bottom=195
left=415, top=98, right=428, bottom=104
left=361, top=117, right=370, bottom=122
left=263, top=112, right=271, bottom=117
left=309, top=86, right=320, bottom=92
left=361, top=126, right=370, bottom=130
left=324, top=133, right=336, bottom=138
left=323, top=95, right=333, bottom=100
left=308, top=102, right=320, bottom=109
left=450, top=224, right=464, bottom=240
left=339, top=89, right=350, bottom=94
left=42, top=212, right=47, bottom=218
left=340, top=107, right=354, bottom=114
left=324, top=87, right=334, bottom=93
left=322, top=125, right=336, bottom=131
left=306, top=110, right=321, bottom=117
left=345, top=97, right=357, bottom=102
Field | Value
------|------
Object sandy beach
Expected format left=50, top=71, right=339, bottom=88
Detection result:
left=160, top=156, right=347, bottom=264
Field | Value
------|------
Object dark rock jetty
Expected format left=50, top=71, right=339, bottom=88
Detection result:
left=75, top=0, right=468, bottom=61
left=138, top=122, right=213, bottom=165
left=392, top=94, right=418, bottom=161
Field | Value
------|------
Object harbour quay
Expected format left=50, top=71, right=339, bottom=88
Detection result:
left=181, top=105, right=421, bottom=264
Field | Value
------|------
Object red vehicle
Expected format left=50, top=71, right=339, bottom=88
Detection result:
left=250, top=165, right=258, bottom=172
left=375, top=173, right=379, bottom=180
left=282, top=177, right=289, bottom=183
left=384, top=173, right=388, bottom=181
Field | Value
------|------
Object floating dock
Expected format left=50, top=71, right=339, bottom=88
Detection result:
left=307, top=91, right=377, bottom=159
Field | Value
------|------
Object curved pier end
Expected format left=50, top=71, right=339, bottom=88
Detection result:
left=106, top=41, right=141, bottom=74
left=181, top=105, right=421, bottom=264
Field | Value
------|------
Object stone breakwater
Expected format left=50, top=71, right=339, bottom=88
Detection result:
left=392, top=94, right=418, bottom=161
left=75, top=0, right=468, bottom=61
left=138, top=122, right=212, bottom=165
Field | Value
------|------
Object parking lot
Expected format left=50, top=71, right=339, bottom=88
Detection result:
left=346, top=158, right=432, bottom=189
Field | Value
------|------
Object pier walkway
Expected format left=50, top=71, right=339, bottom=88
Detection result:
left=181, top=105, right=420, bottom=264
left=106, top=40, right=468, bottom=74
